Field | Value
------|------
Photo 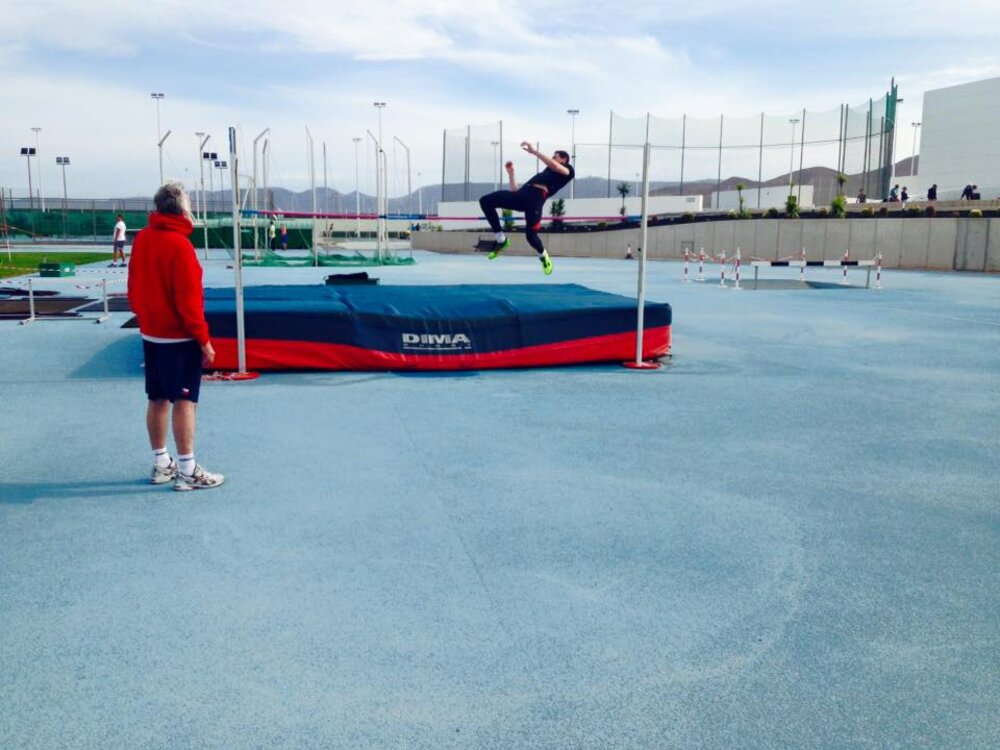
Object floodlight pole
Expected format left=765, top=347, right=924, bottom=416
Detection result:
left=910, top=121, right=921, bottom=176
left=393, top=136, right=411, bottom=215
left=56, top=156, right=70, bottom=239
left=31, top=127, right=45, bottom=211
left=353, top=137, right=362, bottom=237
left=196, top=132, right=210, bottom=257
left=788, top=117, right=800, bottom=189
left=367, top=130, right=384, bottom=262
left=252, top=128, right=270, bottom=252
left=151, top=93, right=166, bottom=184
left=21, top=148, right=35, bottom=211
left=306, top=126, right=317, bottom=266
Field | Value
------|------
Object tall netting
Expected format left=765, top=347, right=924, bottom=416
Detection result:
left=601, top=92, right=894, bottom=207
left=439, top=88, right=896, bottom=210
left=441, top=122, right=503, bottom=203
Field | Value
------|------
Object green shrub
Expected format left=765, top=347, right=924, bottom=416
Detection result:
left=830, top=194, right=847, bottom=218
left=861, top=206, right=875, bottom=217
left=681, top=211, right=695, bottom=222
left=817, top=207, right=830, bottom=217
left=727, top=209, right=738, bottom=218
left=878, top=205, right=889, bottom=216
left=597, top=221, right=608, bottom=229
left=924, top=204, right=936, bottom=217
left=905, top=205, right=922, bottom=216
left=969, top=208, right=983, bottom=218
left=785, top=194, right=799, bottom=218
left=766, top=207, right=779, bottom=218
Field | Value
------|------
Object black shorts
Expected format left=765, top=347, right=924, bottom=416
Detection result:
left=143, top=339, right=203, bottom=403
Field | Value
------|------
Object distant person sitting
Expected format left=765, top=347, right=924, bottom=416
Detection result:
left=889, top=184, right=900, bottom=202
left=927, top=184, right=937, bottom=201
left=856, top=188, right=867, bottom=203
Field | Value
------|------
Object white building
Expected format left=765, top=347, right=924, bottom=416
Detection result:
left=915, top=76, right=1000, bottom=200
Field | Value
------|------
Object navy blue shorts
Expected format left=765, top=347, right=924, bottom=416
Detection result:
left=143, top=340, right=203, bottom=402
left=114, top=240, right=126, bottom=250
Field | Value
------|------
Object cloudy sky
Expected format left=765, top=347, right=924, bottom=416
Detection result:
left=2, top=0, right=999, bottom=200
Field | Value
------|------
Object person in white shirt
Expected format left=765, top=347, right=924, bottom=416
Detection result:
left=111, top=214, right=128, bottom=267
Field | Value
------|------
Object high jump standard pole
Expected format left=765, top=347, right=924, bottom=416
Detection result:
left=228, top=126, right=248, bottom=375
left=624, top=113, right=661, bottom=370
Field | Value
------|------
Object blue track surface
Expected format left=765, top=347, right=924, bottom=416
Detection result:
left=1, top=250, right=998, bottom=749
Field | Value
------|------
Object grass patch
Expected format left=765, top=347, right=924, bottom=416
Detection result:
left=0, top=252, right=113, bottom=280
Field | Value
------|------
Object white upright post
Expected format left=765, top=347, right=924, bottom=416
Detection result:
left=875, top=252, right=883, bottom=289
left=624, top=114, right=660, bottom=370
left=683, top=249, right=690, bottom=283
left=733, top=247, right=742, bottom=290
left=697, top=248, right=705, bottom=282
left=841, top=249, right=850, bottom=285
left=799, top=248, right=806, bottom=281
left=229, top=127, right=247, bottom=375
left=719, top=250, right=727, bottom=287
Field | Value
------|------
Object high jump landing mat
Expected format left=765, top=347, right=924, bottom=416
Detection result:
left=204, top=284, right=672, bottom=371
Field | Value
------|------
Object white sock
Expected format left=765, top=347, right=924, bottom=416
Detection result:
left=178, top=453, right=196, bottom=477
left=153, top=448, right=172, bottom=468
left=495, top=232, right=506, bottom=243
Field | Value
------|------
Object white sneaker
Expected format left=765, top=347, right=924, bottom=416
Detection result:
left=173, top=464, right=225, bottom=491
left=150, top=458, right=177, bottom=485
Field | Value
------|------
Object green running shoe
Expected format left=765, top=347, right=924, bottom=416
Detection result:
left=540, top=251, right=553, bottom=275
left=488, top=238, right=509, bottom=260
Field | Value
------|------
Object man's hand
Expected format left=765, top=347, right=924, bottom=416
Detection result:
left=520, top=141, right=537, bottom=156
left=505, top=160, right=514, bottom=176
left=201, top=341, right=216, bottom=367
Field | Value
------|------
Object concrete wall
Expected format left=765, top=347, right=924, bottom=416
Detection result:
left=412, top=217, right=1000, bottom=271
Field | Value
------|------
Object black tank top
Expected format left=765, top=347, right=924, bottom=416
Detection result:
left=524, top=163, right=575, bottom=197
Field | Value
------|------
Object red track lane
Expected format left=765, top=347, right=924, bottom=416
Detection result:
left=211, top=327, right=671, bottom=372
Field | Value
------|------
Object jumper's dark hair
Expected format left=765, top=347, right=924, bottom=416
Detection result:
left=554, top=150, right=571, bottom=162
left=153, top=182, right=191, bottom=217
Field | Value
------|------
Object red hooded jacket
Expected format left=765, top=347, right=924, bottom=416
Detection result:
left=127, top=212, right=210, bottom=345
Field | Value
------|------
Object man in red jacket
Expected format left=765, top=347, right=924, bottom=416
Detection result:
left=128, top=182, right=224, bottom=491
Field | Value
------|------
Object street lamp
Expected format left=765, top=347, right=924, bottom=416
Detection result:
left=910, top=121, right=921, bottom=177
left=788, top=117, right=800, bottom=190
left=373, top=102, right=386, bottom=149
left=352, top=136, right=362, bottom=237
left=372, top=103, right=387, bottom=251
left=204, top=150, right=218, bottom=208
left=31, top=127, right=45, bottom=211
left=20, top=147, right=36, bottom=211
left=195, top=133, right=208, bottom=219
left=393, top=136, right=411, bottom=215
left=150, top=93, right=171, bottom=185
left=56, top=156, right=70, bottom=237
left=567, top=109, right=579, bottom=198
left=417, top=171, right=422, bottom=215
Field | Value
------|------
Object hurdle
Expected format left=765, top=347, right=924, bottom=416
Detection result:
left=749, top=251, right=879, bottom=289
left=16, top=275, right=118, bottom=325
